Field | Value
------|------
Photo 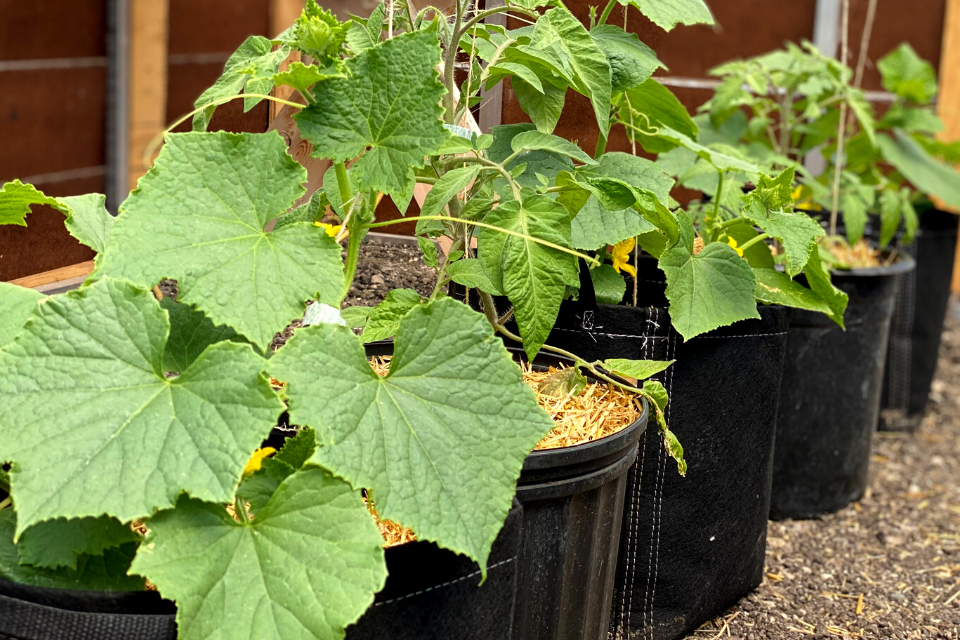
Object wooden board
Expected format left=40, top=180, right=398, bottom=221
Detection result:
left=10, top=261, right=95, bottom=292
left=941, top=0, right=960, bottom=292
left=128, top=0, right=170, bottom=192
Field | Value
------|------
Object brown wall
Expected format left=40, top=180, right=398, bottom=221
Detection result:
left=166, top=0, right=272, bottom=133
left=0, top=0, right=107, bottom=280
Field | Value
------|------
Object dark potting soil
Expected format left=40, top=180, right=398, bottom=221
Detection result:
left=685, top=308, right=960, bottom=640
left=271, top=238, right=435, bottom=351
left=342, top=238, right=437, bottom=308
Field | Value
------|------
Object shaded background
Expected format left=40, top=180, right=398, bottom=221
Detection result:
left=0, top=0, right=954, bottom=282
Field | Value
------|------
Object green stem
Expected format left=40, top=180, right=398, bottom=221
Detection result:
left=716, top=217, right=744, bottom=230
left=737, top=233, right=771, bottom=253
left=364, top=215, right=601, bottom=265
left=334, top=162, right=353, bottom=210
left=235, top=498, right=251, bottom=523
left=442, top=0, right=465, bottom=122
left=341, top=214, right=364, bottom=303
left=405, top=0, right=418, bottom=30
left=596, top=0, right=619, bottom=27
left=430, top=236, right=463, bottom=300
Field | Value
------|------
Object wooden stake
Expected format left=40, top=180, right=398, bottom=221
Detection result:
left=941, top=0, right=960, bottom=291
left=127, top=0, right=169, bottom=192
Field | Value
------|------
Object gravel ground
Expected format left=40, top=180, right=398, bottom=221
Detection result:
left=685, top=310, right=960, bottom=640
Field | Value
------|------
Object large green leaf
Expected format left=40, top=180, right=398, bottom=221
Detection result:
left=742, top=169, right=823, bottom=276
left=0, top=283, right=42, bottom=349
left=753, top=268, right=832, bottom=315
left=591, top=25, right=663, bottom=93
left=131, top=469, right=387, bottom=640
left=877, top=43, right=938, bottom=104
left=192, top=36, right=290, bottom=131
left=621, top=79, right=697, bottom=154
left=270, top=299, right=555, bottom=569
left=479, top=196, right=579, bottom=358
left=0, top=180, right=60, bottom=226
left=803, top=244, right=848, bottom=328
left=532, top=7, right=612, bottom=134
left=659, top=241, right=760, bottom=340
left=17, top=516, right=140, bottom=570
left=0, top=510, right=144, bottom=592
left=616, top=0, right=715, bottom=31
left=878, top=130, right=960, bottom=209
left=571, top=195, right=655, bottom=250
left=0, top=278, right=284, bottom=536
left=99, top=132, right=344, bottom=349
left=295, top=29, right=447, bottom=198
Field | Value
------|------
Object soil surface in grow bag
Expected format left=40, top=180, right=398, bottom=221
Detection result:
left=683, top=311, right=960, bottom=640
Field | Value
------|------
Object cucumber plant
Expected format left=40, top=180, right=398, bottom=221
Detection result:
left=0, top=2, right=728, bottom=638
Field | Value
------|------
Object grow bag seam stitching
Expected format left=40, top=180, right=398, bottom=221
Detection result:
left=647, top=332, right=675, bottom=636
left=621, top=317, right=653, bottom=633
left=371, top=557, right=515, bottom=607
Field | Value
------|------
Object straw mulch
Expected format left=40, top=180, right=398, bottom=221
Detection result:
left=368, top=358, right=641, bottom=546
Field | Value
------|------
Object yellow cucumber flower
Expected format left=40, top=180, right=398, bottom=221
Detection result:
left=243, top=447, right=276, bottom=477
left=610, top=238, right=637, bottom=277
left=791, top=185, right=822, bottom=211
left=314, top=222, right=343, bottom=237
left=727, top=236, right=744, bottom=257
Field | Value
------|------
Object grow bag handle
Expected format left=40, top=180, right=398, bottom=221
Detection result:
left=567, top=257, right=599, bottom=331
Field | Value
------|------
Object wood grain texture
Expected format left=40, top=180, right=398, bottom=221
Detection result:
left=0, top=0, right=106, bottom=60
left=0, top=68, right=107, bottom=180
left=10, top=261, right=95, bottom=291
left=128, top=0, right=170, bottom=192
left=939, top=0, right=960, bottom=291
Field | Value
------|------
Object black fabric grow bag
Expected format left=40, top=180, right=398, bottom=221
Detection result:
left=771, top=256, right=915, bottom=519
left=498, top=258, right=788, bottom=640
left=879, top=209, right=958, bottom=429
left=512, top=403, right=645, bottom=640
left=0, top=579, right=177, bottom=640
left=347, top=500, right=524, bottom=640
